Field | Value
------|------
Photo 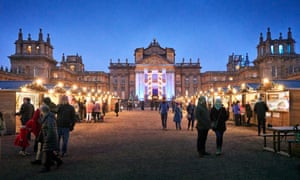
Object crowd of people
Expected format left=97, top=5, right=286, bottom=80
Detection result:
left=9, top=94, right=269, bottom=173
left=13, top=96, right=77, bottom=173
left=157, top=95, right=269, bottom=157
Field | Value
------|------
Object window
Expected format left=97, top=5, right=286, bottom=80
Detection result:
left=113, top=77, right=118, bottom=84
left=121, top=78, right=126, bottom=84
left=279, top=44, right=284, bottom=54
left=27, top=45, right=32, bottom=54
left=272, top=66, right=277, bottom=77
left=270, top=45, right=274, bottom=54
left=287, top=44, right=291, bottom=54
left=70, top=65, right=75, bottom=71
left=193, top=76, right=198, bottom=84
left=185, top=77, right=189, bottom=85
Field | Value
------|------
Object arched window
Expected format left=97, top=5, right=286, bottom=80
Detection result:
left=270, top=45, right=274, bottom=54
left=279, top=44, right=284, bottom=54
left=287, top=44, right=291, bottom=54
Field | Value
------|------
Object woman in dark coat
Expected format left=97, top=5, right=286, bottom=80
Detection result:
left=115, top=101, right=119, bottom=117
left=245, top=102, right=252, bottom=126
left=210, top=99, right=229, bottom=156
left=40, top=105, right=62, bottom=173
left=195, top=96, right=211, bottom=157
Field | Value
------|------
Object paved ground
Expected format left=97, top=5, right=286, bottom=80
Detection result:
left=1, top=108, right=300, bottom=180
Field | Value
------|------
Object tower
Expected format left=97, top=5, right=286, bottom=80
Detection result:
left=9, top=28, right=57, bottom=82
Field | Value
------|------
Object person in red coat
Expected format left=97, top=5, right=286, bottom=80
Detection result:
left=14, top=125, right=30, bottom=156
left=26, top=109, right=44, bottom=164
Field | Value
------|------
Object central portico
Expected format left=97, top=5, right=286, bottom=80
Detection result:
left=109, top=39, right=201, bottom=101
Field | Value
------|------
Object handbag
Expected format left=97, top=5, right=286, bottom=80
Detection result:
left=211, top=110, right=222, bottom=130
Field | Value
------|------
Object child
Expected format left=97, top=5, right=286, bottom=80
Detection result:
left=0, top=112, right=6, bottom=136
left=14, top=125, right=30, bottom=156
left=173, top=102, right=183, bottom=130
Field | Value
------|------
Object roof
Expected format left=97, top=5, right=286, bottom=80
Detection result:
left=273, top=80, right=300, bottom=89
left=0, top=80, right=32, bottom=90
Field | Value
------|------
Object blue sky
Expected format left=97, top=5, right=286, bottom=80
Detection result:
left=1, top=0, right=300, bottom=72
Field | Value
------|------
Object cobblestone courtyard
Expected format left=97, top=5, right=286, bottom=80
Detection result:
left=1, top=109, right=300, bottom=179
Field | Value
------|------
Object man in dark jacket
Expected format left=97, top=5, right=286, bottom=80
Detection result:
left=57, top=95, right=75, bottom=157
left=18, top=97, right=35, bottom=125
left=254, top=97, right=269, bottom=136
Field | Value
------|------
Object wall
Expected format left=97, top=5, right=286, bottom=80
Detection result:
left=0, top=90, right=16, bottom=135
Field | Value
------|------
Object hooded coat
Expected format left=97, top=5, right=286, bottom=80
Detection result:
left=41, top=112, right=58, bottom=152
left=210, top=100, right=229, bottom=131
left=195, top=96, right=211, bottom=130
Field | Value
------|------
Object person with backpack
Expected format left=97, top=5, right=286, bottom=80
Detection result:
left=159, top=97, right=169, bottom=130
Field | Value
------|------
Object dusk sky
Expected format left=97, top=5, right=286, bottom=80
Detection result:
left=1, top=0, right=300, bottom=72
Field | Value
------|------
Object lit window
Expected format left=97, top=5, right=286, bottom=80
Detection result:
left=270, top=45, right=274, bottom=54
left=27, top=45, right=32, bottom=54
left=287, top=44, right=291, bottom=54
left=279, top=44, right=283, bottom=54
left=70, top=65, right=75, bottom=71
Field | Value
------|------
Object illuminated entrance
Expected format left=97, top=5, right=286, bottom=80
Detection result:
left=136, top=68, right=174, bottom=101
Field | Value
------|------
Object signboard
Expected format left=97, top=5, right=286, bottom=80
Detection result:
left=266, top=91, right=289, bottom=112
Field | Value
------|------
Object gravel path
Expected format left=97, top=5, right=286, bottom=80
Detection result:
left=1, top=109, right=300, bottom=179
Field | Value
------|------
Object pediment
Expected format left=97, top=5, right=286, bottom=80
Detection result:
left=139, top=55, right=171, bottom=65
left=144, top=46, right=165, bottom=56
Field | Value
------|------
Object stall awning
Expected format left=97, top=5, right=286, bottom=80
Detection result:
left=0, top=80, right=32, bottom=90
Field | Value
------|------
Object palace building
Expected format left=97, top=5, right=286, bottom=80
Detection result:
left=1, top=27, right=300, bottom=101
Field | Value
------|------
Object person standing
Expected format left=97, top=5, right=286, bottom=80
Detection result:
left=245, top=102, right=253, bottom=126
left=17, top=98, right=34, bottom=141
left=93, top=101, right=101, bottom=122
left=86, top=100, right=94, bottom=123
left=210, top=99, right=229, bottom=156
left=102, top=102, right=107, bottom=116
left=173, top=102, right=182, bottom=130
left=233, top=101, right=241, bottom=126
left=115, top=101, right=120, bottom=117
left=57, top=95, right=76, bottom=157
left=254, top=97, right=269, bottom=136
left=159, top=97, right=169, bottom=130
left=195, top=96, right=211, bottom=157
left=0, top=112, right=6, bottom=136
left=186, top=101, right=196, bottom=131
left=39, top=105, right=63, bottom=173
left=71, top=98, right=80, bottom=123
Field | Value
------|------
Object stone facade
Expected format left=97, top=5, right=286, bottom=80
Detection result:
left=1, top=28, right=300, bottom=100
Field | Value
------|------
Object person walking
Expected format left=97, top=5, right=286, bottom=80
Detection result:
left=210, top=99, right=229, bottom=156
left=195, top=96, right=211, bottom=157
left=30, top=97, right=56, bottom=165
left=39, top=105, right=63, bottom=173
left=254, top=97, right=269, bottom=136
left=233, top=101, right=241, bottom=126
left=57, top=95, right=76, bottom=157
left=173, top=102, right=182, bottom=130
left=186, top=101, right=196, bottom=131
left=17, top=97, right=34, bottom=141
left=159, top=97, right=169, bottom=130
left=115, top=101, right=120, bottom=117
left=14, top=125, right=30, bottom=156
left=245, top=102, right=253, bottom=126
left=25, top=109, right=42, bottom=164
